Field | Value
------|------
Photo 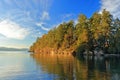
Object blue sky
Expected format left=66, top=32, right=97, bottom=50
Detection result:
left=0, top=0, right=119, bottom=48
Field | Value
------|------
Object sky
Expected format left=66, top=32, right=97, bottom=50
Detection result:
left=0, top=0, right=119, bottom=48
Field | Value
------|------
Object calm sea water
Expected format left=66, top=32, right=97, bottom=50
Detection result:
left=0, top=51, right=120, bottom=80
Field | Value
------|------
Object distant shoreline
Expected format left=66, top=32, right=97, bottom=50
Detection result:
left=0, top=47, right=28, bottom=51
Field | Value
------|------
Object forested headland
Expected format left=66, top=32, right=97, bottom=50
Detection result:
left=30, top=9, right=120, bottom=56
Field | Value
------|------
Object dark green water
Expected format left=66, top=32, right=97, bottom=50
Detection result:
left=0, top=51, right=120, bottom=80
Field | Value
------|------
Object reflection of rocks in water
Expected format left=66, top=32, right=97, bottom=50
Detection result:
left=31, top=54, right=120, bottom=80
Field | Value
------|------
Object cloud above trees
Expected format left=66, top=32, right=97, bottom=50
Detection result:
left=100, top=0, right=120, bottom=18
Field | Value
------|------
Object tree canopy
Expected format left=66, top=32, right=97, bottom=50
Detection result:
left=30, top=10, right=120, bottom=55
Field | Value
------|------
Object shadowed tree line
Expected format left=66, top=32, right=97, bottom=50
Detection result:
left=30, top=9, right=120, bottom=55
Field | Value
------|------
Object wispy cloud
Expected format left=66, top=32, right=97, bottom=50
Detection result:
left=0, top=0, right=54, bottom=48
left=40, top=11, right=50, bottom=21
left=0, top=0, right=53, bottom=32
left=36, top=22, right=50, bottom=31
left=40, top=26, right=50, bottom=31
left=36, top=22, right=45, bottom=26
left=39, top=0, right=53, bottom=11
left=0, top=19, right=29, bottom=40
left=100, top=0, right=120, bottom=18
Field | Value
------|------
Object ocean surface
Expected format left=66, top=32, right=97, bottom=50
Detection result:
left=0, top=51, right=120, bottom=80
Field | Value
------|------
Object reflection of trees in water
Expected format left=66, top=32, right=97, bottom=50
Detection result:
left=32, top=55, right=75, bottom=80
left=105, top=57, right=120, bottom=80
left=31, top=54, right=120, bottom=80
left=76, top=56, right=110, bottom=80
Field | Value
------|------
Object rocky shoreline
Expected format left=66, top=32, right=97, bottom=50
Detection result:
left=30, top=47, right=76, bottom=56
left=30, top=48, right=120, bottom=58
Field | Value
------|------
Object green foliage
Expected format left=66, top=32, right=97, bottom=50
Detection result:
left=30, top=10, right=120, bottom=54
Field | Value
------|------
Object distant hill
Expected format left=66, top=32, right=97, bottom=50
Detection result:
left=0, top=47, right=28, bottom=51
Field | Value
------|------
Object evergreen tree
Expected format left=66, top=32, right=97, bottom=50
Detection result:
left=30, top=10, right=120, bottom=55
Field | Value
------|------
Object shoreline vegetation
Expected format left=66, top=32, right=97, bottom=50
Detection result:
left=30, top=9, right=120, bottom=57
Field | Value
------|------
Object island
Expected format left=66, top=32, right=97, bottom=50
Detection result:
left=30, top=9, right=120, bottom=56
